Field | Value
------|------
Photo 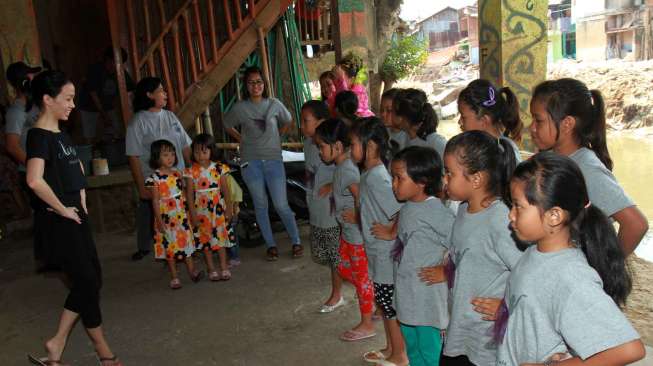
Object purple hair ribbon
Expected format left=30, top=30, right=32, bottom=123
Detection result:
left=482, top=87, right=497, bottom=107
left=444, top=251, right=456, bottom=290
left=492, top=299, right=509, bottom=345
left=391, top=238, right=405, bottom=262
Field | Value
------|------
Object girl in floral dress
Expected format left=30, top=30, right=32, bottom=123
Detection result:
left=184, top=134, right=234, bottom=281
left=146, top=139, right=203, bottom=289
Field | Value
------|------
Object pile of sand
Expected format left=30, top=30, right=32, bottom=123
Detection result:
left=548, top=59, right=653, bottom=130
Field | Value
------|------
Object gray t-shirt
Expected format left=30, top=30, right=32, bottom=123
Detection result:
left=395, top=197, right=455, bottom=328
left=443, top=200, right=523, bottom=365
left=406, top=133, right=447, bottom=160
left=360, top=164, right=402, bottom=284
left=499, top=135, right=522, bottom=163
left=224, top=98, right=292, bottom=162
left=569, top=147, right=633, bottom=217
left=388, top=128, right=408, bottom=151
left=125, top=109, right=191, bottom=178
left=333, top=158, right=363, bottom=244
left=304, top=137, right=337, bottom=228
left=496, top=246, right=640, bottom=366
left=4, top=99, right=40, bottom=171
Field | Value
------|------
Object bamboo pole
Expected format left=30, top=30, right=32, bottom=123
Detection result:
left=257, top=27, right=274, bottom=99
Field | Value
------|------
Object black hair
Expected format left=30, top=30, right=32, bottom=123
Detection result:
left=444, top=130, right=517, bottom=205
left=314, top=118, right=350, bottom=149
left=458, top=79, right=523, bottom=141
left=532, top=78, right=612, bottom=171
left=381, top=88, right=400, bottom=102
left=149, top=139, right=178, bottom=169
left=301, top=100, right=330, bottom=121
left=133, top=76, right=163, bottom=112
left=27, top=70, right=72, bottom=112
left=103, top=46, right=129, bottom=63
left=335, top=90, right=358, bottom=125
left=393, top=146, right=443, bottom=196
left=350, top=116, right=395, bottom=166
left=319, top=71, right=336, bottom=100
left=241, top=66, right=269, bottom=99
left=394, top=88, right=439, bottom=140
left=191, top=133, right=219, bottom=163
left=512, top=151, right=631, bottom=306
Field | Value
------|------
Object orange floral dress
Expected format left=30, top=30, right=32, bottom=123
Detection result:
left=145, top=169, right=195, bottom=260
left=183, top=162, right=234, bottom=251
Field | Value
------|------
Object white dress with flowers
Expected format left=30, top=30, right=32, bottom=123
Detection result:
left=145, top=169, right=195, bottom=260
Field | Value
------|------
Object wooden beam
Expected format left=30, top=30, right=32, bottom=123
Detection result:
left=106, top=0, right=132, bottom=126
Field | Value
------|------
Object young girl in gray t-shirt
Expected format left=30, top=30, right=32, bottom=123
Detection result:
left=529, top=78, right=647, bottom=256
left=390, top=146, right=455, bottom=366
left=314, top=118, right=375, bottom=342
left=496, top=152, right=644, bottom=366
left=424, top=131, right=522, bottom=366
left=348, top=117, right=407, bottom=365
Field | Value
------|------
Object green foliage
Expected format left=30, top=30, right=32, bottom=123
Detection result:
left=381, top=34, right=428, bottom=82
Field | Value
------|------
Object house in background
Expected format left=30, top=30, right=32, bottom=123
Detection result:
left=458, top=5, right=479, bottom=64
left=573, top=0, right=653, bottom=61
left=415, top=7, right=460, bottom=51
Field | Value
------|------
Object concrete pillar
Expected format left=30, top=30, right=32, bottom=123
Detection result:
left=478, top=0, right=548, bottom=147
left=334, top=0, right=376, bottom=64
left=0, top=0, right=42, bottom=105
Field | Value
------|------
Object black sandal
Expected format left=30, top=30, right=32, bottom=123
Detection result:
left=266, top=247, right=279, bottom=261
left=292, top=244, right=304, bottom=259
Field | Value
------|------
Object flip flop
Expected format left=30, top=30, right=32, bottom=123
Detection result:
left=27, top=355, right=69, bottom=366
left=340, top=329, right=377, bottom=342
left=363, top=350, right=387, bottom=363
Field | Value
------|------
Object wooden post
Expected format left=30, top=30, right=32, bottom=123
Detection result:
left=172, top=23, right=186, bottom=101
left=203, top=106, right=214, bottom=136
left=207, top=0, right=219, bottom=61
left=106, top=0, right=132, bottom=126
left=257, top=26, right=274, bottom=98
left=126, top=0, right=141, bottom=80
left=192, top=0, right=208, bottom=70
left=223, top=0, right=234, bottom=40
left=182, top=10, right=199, bottom=82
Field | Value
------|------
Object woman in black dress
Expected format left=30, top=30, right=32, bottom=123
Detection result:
left=25, top=70, right=122, bottom=366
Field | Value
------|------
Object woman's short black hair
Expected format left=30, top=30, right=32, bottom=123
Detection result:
left=393, top=146, right=443, bottom=196
left=191, top=133, right=219, bottom=163
left=133, top=76, right=162, bottom=113
left=149, top=139, right=178, bottom=169
left=241, top=66, right=269, bottom=99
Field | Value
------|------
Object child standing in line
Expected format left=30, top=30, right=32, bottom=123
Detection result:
left=496, top=152, right=645, bottom=366
left=314, top=118, right=376, bottom=342
left=380, top=88, right=408, bottom=150
left=529, top=78, right=648, bottom=255
left=347, top=117, right=408, bottom=366
left=390, top=146, right=455, bottom=366
left=394, top=88, right=447, bottom=160
left=426, top=131, right=522, bottom=366
left=184, top=133, right=233, bottom=281
left=457, top=79, right=523, bottom=162
left=301, top=100, right=344, bottom=312
left=145, top=139, right=203, bottom=289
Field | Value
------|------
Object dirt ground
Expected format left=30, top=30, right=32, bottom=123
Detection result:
left=1, top=224, right=652, bottom=365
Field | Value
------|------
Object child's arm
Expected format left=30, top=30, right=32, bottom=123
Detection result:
left=418, top=265, right=447, bottom=285
left=521, top=339, right=645, bottom=366
left=184, top=177, right=198, bottom=226
left=613, top=206, right=648, bottom=256
left=371, top=218, right=398, bottom=240
left=150, top=186, right=165, bottom=233
left=342, top=182, right=360, bottom=224
left=220, top=175, right=233, bottom=221
left=470, top=297, right=502, bottom=321
left=318, top=183, right=333, bottom=198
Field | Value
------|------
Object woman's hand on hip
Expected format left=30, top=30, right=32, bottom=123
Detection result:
left=48, top=206, right=82, bottom=224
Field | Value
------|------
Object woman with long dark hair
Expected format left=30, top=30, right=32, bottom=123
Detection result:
left=25, top=70, right=122, bottom=365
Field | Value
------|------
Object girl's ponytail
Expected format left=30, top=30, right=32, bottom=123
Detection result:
left=499, top=87, right=523, bottom=142
left=24, top=78, right=35, bottom=112
left=573, top=204, right=631, bottom=306
left=497, top=137, right=517, bottom=205
left=416, top=102, right=438, bottom=139
left=512, top=152, right=632, bottom=306
left=587, top=90, right=613, bottom=171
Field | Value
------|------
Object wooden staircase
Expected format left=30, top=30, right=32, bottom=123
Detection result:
left=108, top=0, right=293, bottom=129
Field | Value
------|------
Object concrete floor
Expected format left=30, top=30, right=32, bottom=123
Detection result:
left=1, top=226, right=652, bottom=366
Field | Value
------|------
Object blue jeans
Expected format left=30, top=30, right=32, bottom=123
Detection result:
left=241, top=159, right=301, bottom=248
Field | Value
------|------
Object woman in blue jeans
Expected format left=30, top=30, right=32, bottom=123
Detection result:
left=224, top=66, right=302, bottom=261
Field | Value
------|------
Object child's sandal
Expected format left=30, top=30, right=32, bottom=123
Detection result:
left=190, top=270, right=205, bottom=283
left=97, top=355, right=123, bottom=366
left=209, top=271, right=221, bottom=281
left=220, top=269, right=231, bottom=281
left=169, top=278, right=182, bottom=290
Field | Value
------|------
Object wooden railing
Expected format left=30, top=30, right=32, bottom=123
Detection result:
left=293, top=0, right=334, bottom=53
left=119, top=0, right=269, bottom=113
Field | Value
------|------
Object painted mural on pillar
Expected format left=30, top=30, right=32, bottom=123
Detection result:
left=338, top=0, right=368, bottom=54
left=479, top=0, right=501, bottom=83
